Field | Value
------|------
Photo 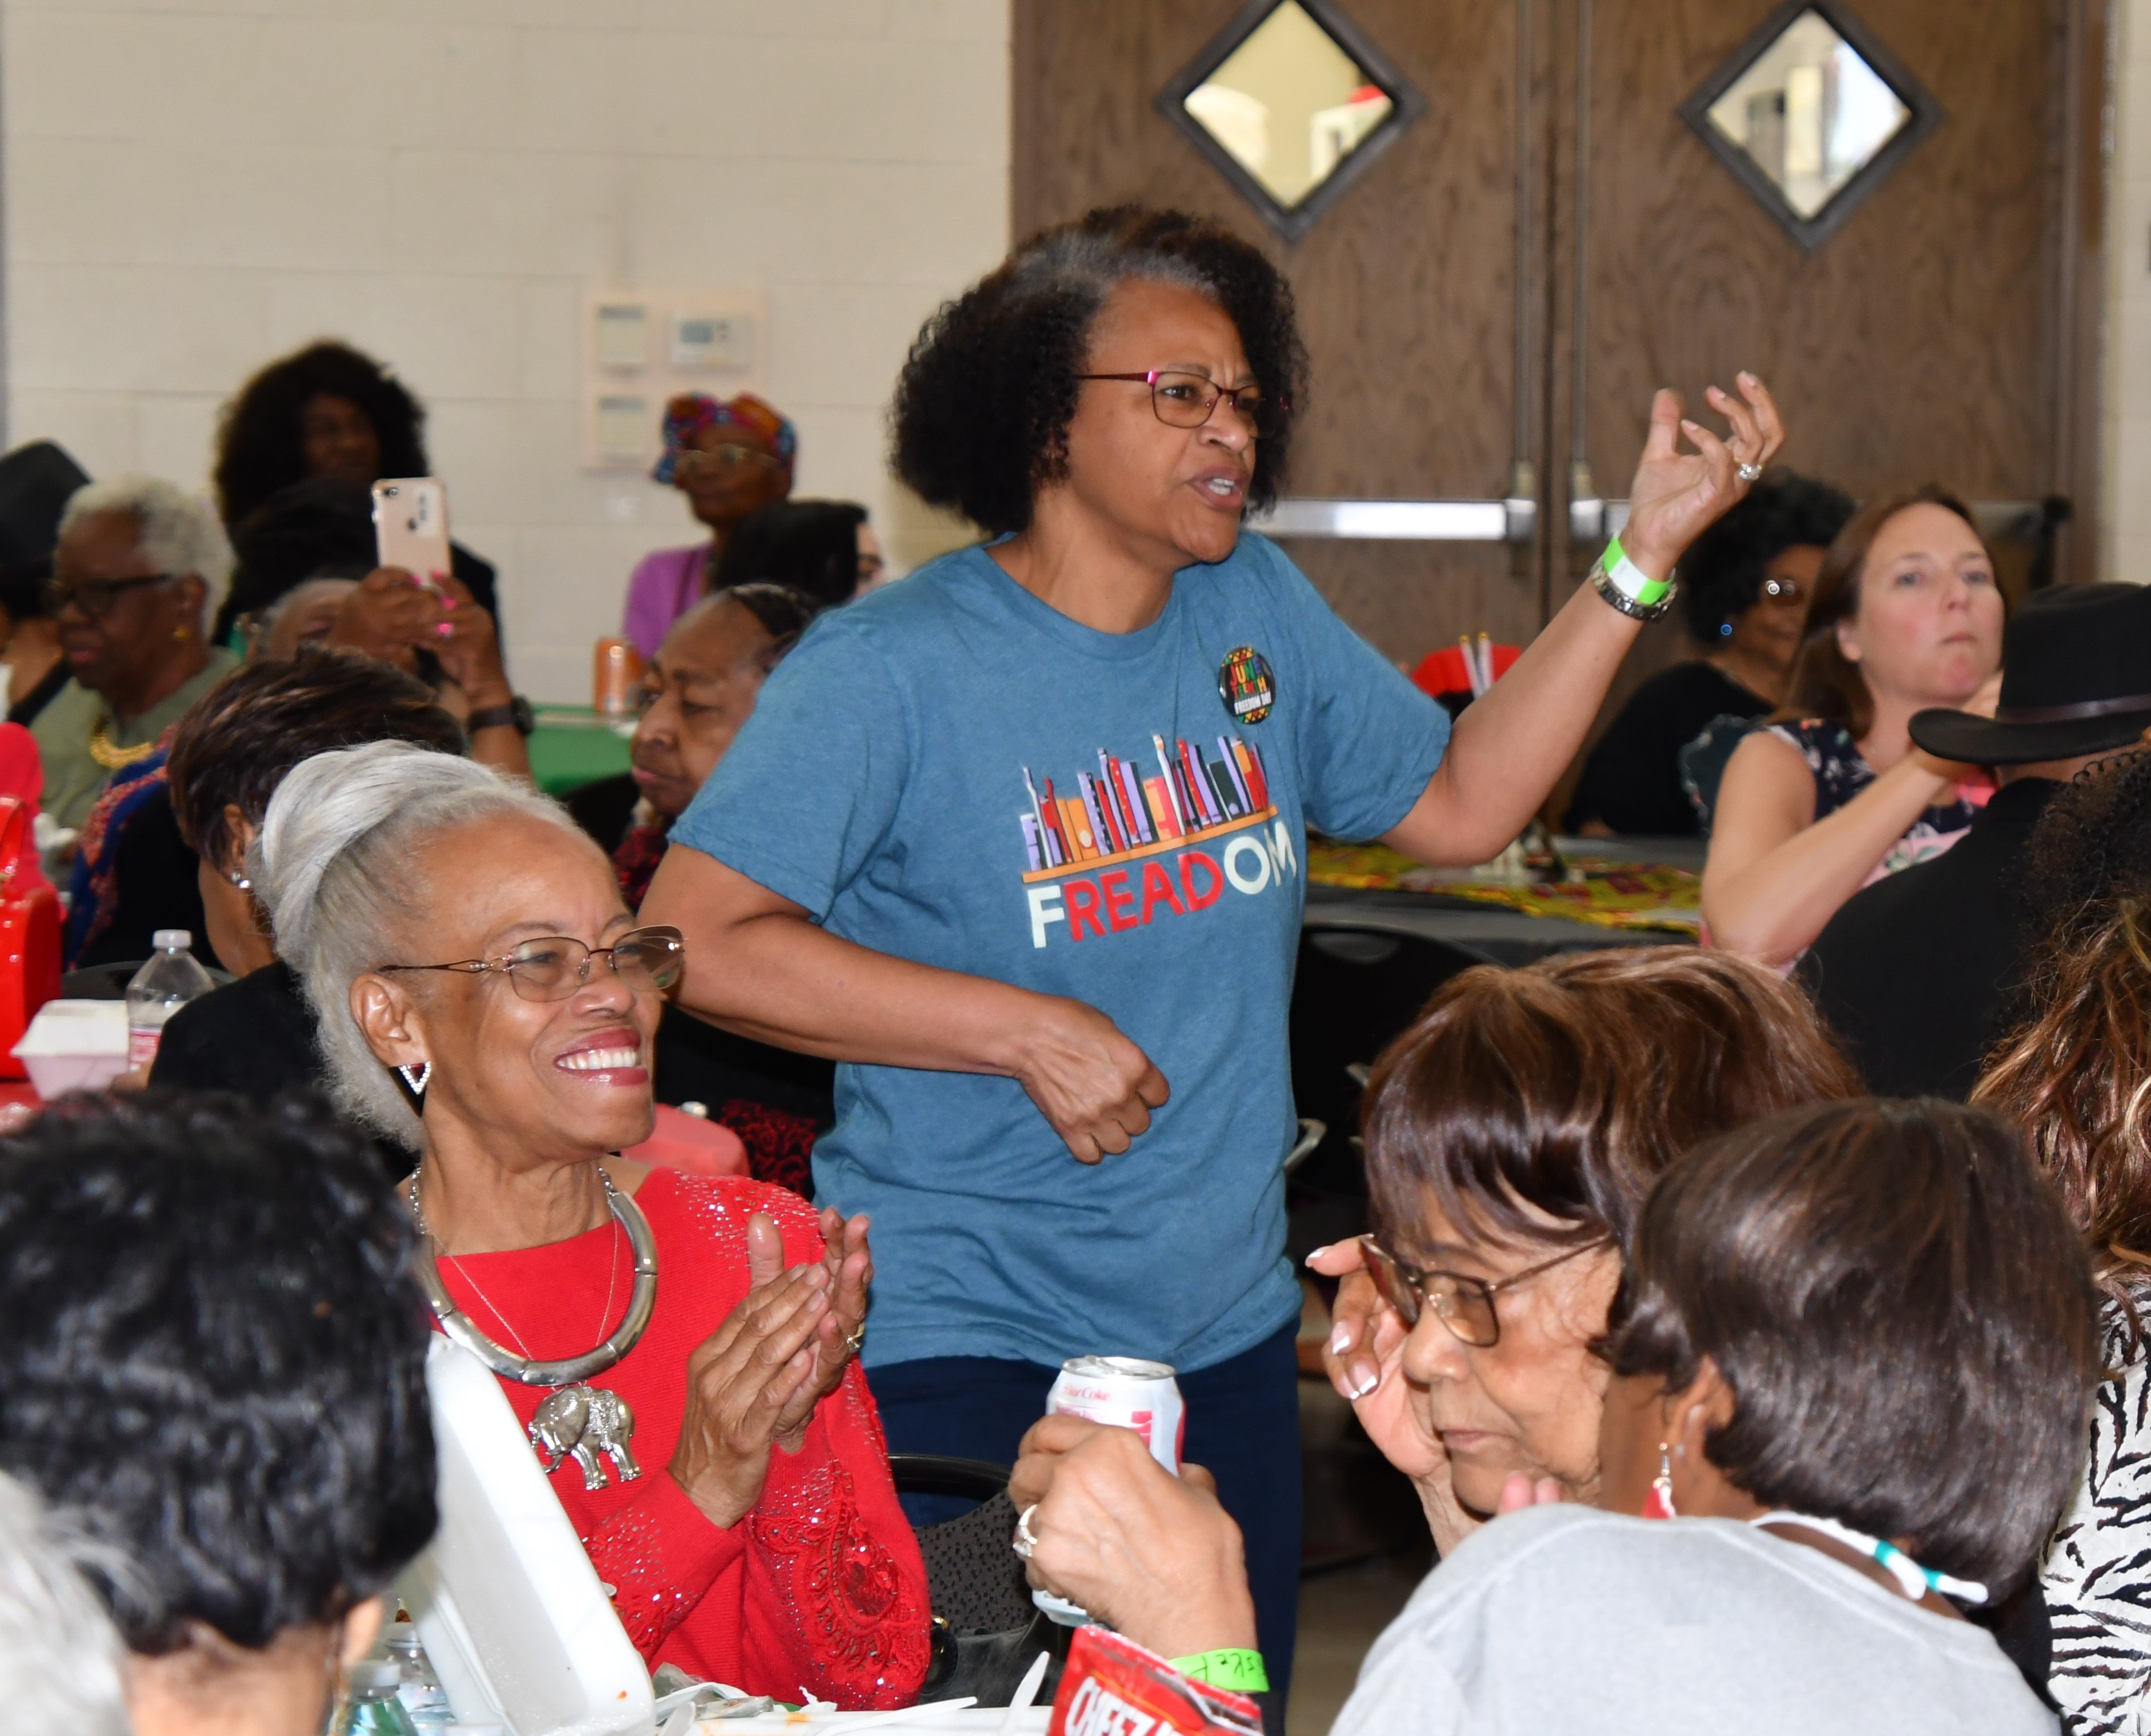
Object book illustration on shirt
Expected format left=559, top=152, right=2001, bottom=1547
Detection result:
left=1018, top=732, right=1276, bottom=881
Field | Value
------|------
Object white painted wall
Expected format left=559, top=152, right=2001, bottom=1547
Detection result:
left=2109, top=0, right=2151, bottom=583
left=1, top=0, right=1010, bottom=699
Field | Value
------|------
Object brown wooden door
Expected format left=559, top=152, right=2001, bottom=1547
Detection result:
left=1014, top=0, right=2105, bottom=696
left=1551, top=0, right=2106, bottom=739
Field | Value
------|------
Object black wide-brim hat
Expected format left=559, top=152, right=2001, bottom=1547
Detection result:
left=1911, top=582, right=2151, bottom=765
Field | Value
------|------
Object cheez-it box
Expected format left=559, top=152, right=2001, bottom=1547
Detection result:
left=1048, top=1626, right=1263, bottom=1736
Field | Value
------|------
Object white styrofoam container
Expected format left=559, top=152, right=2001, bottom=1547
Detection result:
left=13, top=999, right=129, bottom=1097
left=396, top=1337, right=655, bottom=1736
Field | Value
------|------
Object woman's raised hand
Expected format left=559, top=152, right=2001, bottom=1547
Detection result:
left=667, top=1216, right=831, bottom=1529
left=1014, top=996, right=1171, bottom=1165
left=324, top=566, right=435, bottom=670
left=1012, top=1417, right=1257, bottom=1660
left=1620, top=375, right=1786, bottom=579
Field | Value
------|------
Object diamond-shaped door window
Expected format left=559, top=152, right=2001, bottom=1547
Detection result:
left=1158, top=0, right=1425, bottom=243
left=1679, top=0, right=1941, bottom=251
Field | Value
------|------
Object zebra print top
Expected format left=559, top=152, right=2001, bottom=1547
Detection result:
left=2045, top=1290, right=2151, bottom=1735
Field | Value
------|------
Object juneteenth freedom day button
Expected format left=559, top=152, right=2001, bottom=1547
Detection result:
left=1219, top=645, right=1274, bottom=724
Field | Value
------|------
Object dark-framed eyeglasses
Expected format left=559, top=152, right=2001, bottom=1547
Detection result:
left=1357, top=1232, right=1611, bottom=1349
left=379, top=925, right=685, bottom=1003
left=43, top=573, right=174, bottom=618
left=1076, top=369, right=1286, bottom=437
left=673, top=445, right=783, bottom=478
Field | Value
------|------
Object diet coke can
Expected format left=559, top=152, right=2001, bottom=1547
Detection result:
left=1034, top=1357, right=1185, bottom=1625
left=1047, top=1355, right=1186, bottom=1473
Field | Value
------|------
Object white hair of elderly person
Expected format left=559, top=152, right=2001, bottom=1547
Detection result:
left=56, top=475, right=233, bottom=635
left=0, top=1469, right=135, bottom=1736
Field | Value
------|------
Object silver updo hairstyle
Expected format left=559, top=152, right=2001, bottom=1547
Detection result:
left=254, top=740, right=589, bottom=1148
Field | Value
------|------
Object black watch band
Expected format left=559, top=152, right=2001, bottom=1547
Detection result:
left=466, top=695, right=535, bottom=737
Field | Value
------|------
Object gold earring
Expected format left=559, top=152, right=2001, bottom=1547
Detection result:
left=173, top=625, right=189, bottom=642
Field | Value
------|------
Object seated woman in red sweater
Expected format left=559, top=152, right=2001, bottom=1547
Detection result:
left=252, top=738, right=929, bottom=1705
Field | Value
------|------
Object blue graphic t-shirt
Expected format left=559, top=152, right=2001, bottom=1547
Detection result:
left=673, top=534, right=1449, bottom=1372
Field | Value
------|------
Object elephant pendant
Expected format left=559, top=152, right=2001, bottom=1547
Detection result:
left=528, top=1384, right=641, bottom=1491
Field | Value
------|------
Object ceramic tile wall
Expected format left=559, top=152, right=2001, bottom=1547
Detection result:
left=2, top=0, right=1010, bottom=698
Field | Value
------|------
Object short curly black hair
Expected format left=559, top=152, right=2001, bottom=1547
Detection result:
left=0, top=1091, right=437, bottom=1653
left=213, top=340, right=429, bottom=530
left=891, top=205, right=1307, bottom=535
left=1676, top=469, right=1854, bottom=643
left=166, top=646, right=468, bottom=870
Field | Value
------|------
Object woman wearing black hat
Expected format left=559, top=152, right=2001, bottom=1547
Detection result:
left=1802, top=583, right=2151, bottom=1099
left=0, top=441, right=91, bottom=727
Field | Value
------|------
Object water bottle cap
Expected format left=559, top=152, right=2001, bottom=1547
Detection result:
left=347, top=1659, right=400, bottom=1692
left=153, top=929, right=191, bottom=951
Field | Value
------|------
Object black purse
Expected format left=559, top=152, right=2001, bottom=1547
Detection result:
left=893, top=1455, right=1069, bottom=1706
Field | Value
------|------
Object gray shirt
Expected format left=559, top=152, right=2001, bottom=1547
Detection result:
left=1337, top=1504, right=2052, bottom=1735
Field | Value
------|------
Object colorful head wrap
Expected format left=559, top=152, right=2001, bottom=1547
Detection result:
left=653, top=392, right=798, bottom=485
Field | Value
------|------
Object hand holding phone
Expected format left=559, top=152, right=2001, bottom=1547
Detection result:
left=371, top=477, right=452, bottom=581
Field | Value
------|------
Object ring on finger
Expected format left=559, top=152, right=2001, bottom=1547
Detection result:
left=842, top=1324, right=866, bottom=1354
left=1013, top=1503, right=1041, bottom=1560
left=1737, top=461, right=1764, bottom=483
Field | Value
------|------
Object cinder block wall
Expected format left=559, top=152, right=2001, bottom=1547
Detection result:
left=1, top=0, right=1010, bottom=698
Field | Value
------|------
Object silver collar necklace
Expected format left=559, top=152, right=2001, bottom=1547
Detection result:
left=406, top=1160, right=660, bottom=1490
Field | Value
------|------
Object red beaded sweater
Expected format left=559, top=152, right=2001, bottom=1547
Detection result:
left=431, top=1168, right=930, bottom=1706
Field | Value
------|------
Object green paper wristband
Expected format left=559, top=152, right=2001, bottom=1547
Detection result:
left=1604, top=534, right=1671, bottom=608
left=1169, top=1648, right=1270, bottom=1693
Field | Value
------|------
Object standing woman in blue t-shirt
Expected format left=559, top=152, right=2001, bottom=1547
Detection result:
left=642, top=206, right=1780, bottom=1692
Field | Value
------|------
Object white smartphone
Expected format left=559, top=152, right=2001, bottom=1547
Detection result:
left=371, top=477, right=452, bottom=583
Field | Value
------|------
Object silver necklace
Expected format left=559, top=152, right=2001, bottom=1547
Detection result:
left=406, top=1161, right=659, bottom=1491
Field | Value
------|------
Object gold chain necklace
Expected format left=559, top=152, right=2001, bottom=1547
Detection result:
left=87, top=715, right=157, bottom=772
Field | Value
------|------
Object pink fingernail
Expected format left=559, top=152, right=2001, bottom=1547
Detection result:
left=1304, top=1244, right=1332, bottom=1266
left=1345, top=1368, right=1379, bottom=1402
left=1328, top=1324, right=1352, bottom=1356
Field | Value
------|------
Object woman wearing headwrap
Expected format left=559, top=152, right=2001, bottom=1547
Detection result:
left=623, top=394, right=797, bottom=659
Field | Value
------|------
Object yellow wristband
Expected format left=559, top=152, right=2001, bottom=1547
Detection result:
left=1168, top=1648, right=1269, bottom=1693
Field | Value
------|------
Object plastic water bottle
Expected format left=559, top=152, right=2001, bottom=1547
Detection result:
left=124, top=930, right=215, bottom=1069
left=383, top=1623, right=453, bottom=1729
left=339, top=1660, right=419, bottom=1735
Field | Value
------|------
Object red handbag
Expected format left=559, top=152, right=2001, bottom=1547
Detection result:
left=0, top=796, right=61, bottom=1080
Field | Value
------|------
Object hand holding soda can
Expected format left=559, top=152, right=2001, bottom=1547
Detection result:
left=1029, top=1355, right=1185, bottom=1625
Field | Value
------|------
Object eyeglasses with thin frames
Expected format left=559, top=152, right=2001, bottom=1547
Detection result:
left=673, top=445, right=783, bottom=478
left=379, top=925, right=686, bottom=1003
left=1076, top=369, right=1286, bottom=437
left=1357, top=1232, right=1611, bottom=1349
left=44, top=573, right=175, bottom=619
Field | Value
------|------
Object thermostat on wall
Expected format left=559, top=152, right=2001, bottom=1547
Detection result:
left=593, top=395, right=651, bottom=464
left=669, top=311, right=754, bottom=371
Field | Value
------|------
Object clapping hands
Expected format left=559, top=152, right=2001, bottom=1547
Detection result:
left=664, top=1208, right=872, bottom=1531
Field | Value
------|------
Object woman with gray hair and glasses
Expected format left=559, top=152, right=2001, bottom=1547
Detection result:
left=33, top=474, right=238, bottom=830
left=252, top=740, right=930, bottom=1706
